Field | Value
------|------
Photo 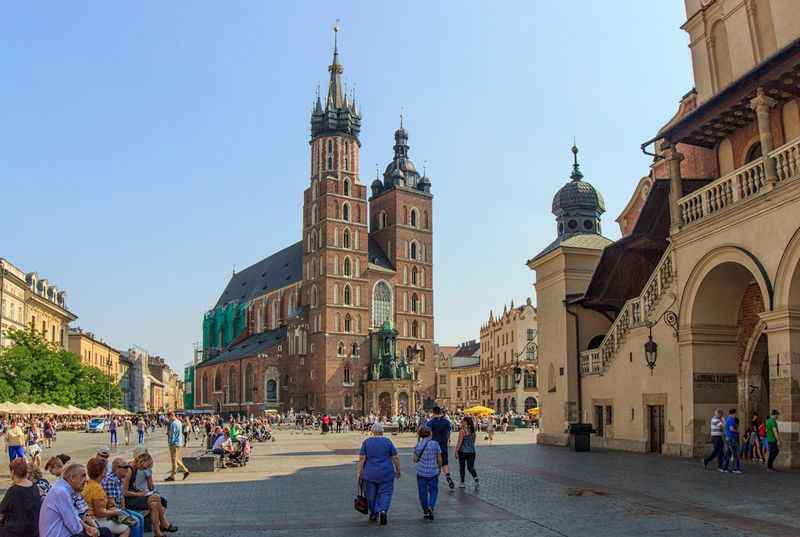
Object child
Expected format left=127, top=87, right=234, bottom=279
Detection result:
left=413, top=426, right=442, bottom=521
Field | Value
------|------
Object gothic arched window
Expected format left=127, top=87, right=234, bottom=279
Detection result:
left=372, top=282, right=392, bottom=327
left=410, top=208, right=418, bottom=228
left=326, top=139, right=333, bottom=170
left=380, top=212, right=388, bottom=229
left=411, top=266, right=418, bottom=286
left=344, top=257, right=351, bottom=276
left=343, top=228, right=351, bottom=249
left=214, top=370, right=222, bottom=392
left=337, top=341, right=345, bottom=356
left=344, top=285, right=352, bottom=305
left=244, top=364, right=254, bottom=401
left=266, top=379, right=277, bottom=402
left=412, top=320, right=419, bottom=338
left=343, top=203, right=350, bottom=222
left=410, top=241, right=418, bottom=260
left=344, top=177, right=351, bottom=196
left=411, top=293, right=419, bottom=313
left=227, top=368, right=237, bottom=402
left=311, top=286, right=318, bottom=308
left=344, top=314, right=352, bottom=333
left=344, top=365, right=351, bottom=384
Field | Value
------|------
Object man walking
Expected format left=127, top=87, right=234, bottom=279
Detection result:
left=766, top=409, right=781, bottom=471
left=723, top=408, right=742, bottom=473
left=109, top=416, right=118, bottom=446
left=703, top=409, right=725, bottom=470
left=123, top=417, right=132, bottom=446
left=427, top=407, right=455, bottom=490
left=165, top=411, right=190, bottom=482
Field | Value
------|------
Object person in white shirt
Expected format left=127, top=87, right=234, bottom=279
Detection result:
left=703, top=409, right=725, bottom=471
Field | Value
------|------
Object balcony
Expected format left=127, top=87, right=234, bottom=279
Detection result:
left=678, top=137, right=800, bottom=227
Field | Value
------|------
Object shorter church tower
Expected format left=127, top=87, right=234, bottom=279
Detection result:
left=527, top=146, right=611, bottom=445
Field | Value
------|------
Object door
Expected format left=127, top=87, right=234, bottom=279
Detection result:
left=648, top=405, right=665, bottom=453
left=594, top=405, right=604, bottom=437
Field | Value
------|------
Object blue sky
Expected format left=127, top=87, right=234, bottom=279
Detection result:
left=1, top=2, right=691, bottom=371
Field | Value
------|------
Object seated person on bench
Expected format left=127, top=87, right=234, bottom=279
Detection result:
left=212, top=428, right=234, bottom=466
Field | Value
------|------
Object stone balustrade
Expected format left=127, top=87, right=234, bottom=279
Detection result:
left=678, top=135, right=800, bottom=227
left=581, top=248, right=675, bottom=376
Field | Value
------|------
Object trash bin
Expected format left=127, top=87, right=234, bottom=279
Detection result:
left=567, top=423, right=593, bottom=452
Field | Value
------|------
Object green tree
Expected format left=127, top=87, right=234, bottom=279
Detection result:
left=0, top=327, right=121, bottom=408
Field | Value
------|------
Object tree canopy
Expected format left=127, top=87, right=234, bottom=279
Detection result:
left=0, top=328, right=122, bottom=409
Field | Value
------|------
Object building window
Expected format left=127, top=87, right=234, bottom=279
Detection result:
left=344, top=394, right=353, bottom=408
left=343, top=228, right=351, bottom=249
left=411, top=293, right=419, bottom=313
left=343, top=203, right=350, bottom=222
left=410, top=208, right=418, bottom=228
left=411, top=266, right=418, bottom=286
left=244, top=364, right=254, bottom=401
left=214, top=370, right=222, bottom=392
left=344, top=314, right=352, bottom=333
left=527, top=328, right=535, bottom=341
left=352, top=342, right=359, bottom=356
left=344, top=285, right=352, bottom=305
left=410, top=241, right=417, bottom=260
left=344, top=365, right=351, bottom=384
left=372, top=281, right=392, bottom=327
left=524, top=372, right=536, bottom=388
left=337, top=341, right=345, bottom=356
left=344, top=177, right=350, bottom=195
left=411, top=320, right=418, bottom=338
left=326, top=140, right=333, bottom=170
left=344, top=257, right=351, bottom=276
left=605, top=406, right=613, bottom=425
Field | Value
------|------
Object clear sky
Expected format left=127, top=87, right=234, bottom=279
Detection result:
left=1, top=2, right=692, bottom=371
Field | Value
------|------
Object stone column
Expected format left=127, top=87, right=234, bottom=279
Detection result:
left=392, top=390, right=399, bottom=417
left=750, top=87, right=778, bottom=188
left=664, top=143, right=685, bottom=232
left=762, top=308, right=800, bottom=468
left=372, top=389, right=378, bottom=415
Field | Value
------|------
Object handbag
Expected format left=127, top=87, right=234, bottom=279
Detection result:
left=354, top=479, right=368, bottom=515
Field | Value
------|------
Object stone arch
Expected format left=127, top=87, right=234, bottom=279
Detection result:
left=680, top=245, right=772, bottom=327
left=740, top=320, right=770, bottom=420
left=773, top=226, right=800, bottom=309
left=524, top=397, right=538, bottom=411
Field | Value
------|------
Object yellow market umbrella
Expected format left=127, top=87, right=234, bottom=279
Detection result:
left=0, top=401, right=18, bottom=413
left=527, top=407, right=540, bottom=417
left=90, top=407, right=108, bottom=416
left=13, top=402, right=40, bottom=414
left=464, top=405, right=495, bottom=417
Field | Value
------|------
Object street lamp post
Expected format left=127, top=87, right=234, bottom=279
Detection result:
left=106, top=356, right=113, bottom=416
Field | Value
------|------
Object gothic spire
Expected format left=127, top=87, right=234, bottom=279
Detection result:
left=326, top=20, right=344, bottom=110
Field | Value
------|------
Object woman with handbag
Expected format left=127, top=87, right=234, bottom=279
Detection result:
left=454, top=416, right=479, bottom=490
left=356, top=422, right=400, bottom=525
left=413, top=426, right=442, bottom=521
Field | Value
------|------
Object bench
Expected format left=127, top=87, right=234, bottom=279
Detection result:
left=183, top=451, right=216, bottom=472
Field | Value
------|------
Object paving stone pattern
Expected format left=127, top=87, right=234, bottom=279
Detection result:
left=9, top=429, right=798, bottom=536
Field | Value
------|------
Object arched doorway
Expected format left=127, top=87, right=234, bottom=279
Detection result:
left=683, top=251, right=772, bottom=454
left=524, top=397, right=538, bottom=411
left=398, top=392, right=409, bottom=414
left=510, top=398, right=517, bottom=413
left=379, top=392, right=392, bottom=418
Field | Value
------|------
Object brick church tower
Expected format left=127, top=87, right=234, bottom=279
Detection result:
left=301, top=26, right=369, bottom=411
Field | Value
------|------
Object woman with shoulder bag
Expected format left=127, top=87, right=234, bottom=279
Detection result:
left=455, top=416, right=479, bottom=490
left=413, top=426, right=442, bottom=521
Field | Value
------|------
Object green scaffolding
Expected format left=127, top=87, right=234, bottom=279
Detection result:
left=202, top=301, right=247, bottom=353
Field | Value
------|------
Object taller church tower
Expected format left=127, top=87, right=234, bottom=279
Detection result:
left=301, top=25, right=370, bottom=411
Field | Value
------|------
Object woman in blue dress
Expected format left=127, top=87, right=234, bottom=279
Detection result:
left=356, top=422, right=401, bottom=525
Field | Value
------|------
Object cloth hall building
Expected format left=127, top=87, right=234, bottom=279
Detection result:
left=530, top=0, right=800, bottom=468
left=193, top=32, right=435, bottom=416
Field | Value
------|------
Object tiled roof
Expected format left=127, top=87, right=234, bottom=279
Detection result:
left=214, top=241, right=303, bottom=308
left=453, top=341, right=480, bottom=358
left=367, top=237, right=394, bottom=271
left=199, top=326, right=288, bottom=367
left=451, top=356, right=480, bottom=369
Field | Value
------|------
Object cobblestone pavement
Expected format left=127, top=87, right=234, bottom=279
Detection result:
left=7, top=428, right=800, bottom=536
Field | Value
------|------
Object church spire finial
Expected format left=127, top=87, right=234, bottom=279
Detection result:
left=334, top=19, right=340, bottom=53
left=570, top=140, right=583, bottom=181
left=400, top=106, right=404, bottom=129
